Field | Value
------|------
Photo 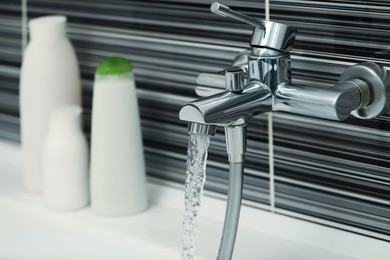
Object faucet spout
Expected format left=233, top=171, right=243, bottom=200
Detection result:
left=179, top=82, right=272, bottom=126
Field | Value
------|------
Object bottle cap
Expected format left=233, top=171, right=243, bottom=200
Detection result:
left=29, top=15, right=67, bottom=43
left=95, top=57, right=133, bottom=76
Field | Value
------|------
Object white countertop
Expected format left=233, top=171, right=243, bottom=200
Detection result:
left=0, top=141, right=389, bottom=259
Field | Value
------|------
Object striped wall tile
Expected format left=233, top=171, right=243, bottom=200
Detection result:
left=0, top=0, right=21, bottom=142
left=0, top=0, right=388, bottom=241
left=270, top=0, right=390, bottom=236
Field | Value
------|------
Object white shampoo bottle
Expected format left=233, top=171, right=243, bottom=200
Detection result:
left=90, top=57, right=148, bottom=216
left=42, top=105, right=89, bottom=211
left=20, top=16, right=81, bottom=193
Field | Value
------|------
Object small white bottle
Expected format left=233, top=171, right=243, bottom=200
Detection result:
left=90, top=57, right=148, bottom=216
left=42, top=105, right=89, bottom=211
left=20, top=15, right=81, bottom=193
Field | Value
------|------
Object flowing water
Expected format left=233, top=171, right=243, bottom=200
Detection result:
left=181, top=133, right=211, bottom=260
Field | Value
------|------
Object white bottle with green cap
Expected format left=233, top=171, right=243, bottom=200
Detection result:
left=90, top=57, right=147, bottom=216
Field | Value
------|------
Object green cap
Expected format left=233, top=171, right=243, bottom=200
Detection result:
left=95, top=57, right=133, bottom=76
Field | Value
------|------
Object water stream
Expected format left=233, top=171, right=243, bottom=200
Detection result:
left=181, top=133, right=211, bottom=260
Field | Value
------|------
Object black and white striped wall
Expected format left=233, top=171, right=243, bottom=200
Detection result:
left=0, top=0, right=389, bottom=241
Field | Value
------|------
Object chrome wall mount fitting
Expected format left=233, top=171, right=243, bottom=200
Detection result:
left=339, top=62, right=390, bottom=119
left=179, top=2, right=390, bottom=260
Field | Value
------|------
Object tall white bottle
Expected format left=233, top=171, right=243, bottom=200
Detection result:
left=90, top=57, right=148, bottom=216
left=20, top=16, right=81, bottom=193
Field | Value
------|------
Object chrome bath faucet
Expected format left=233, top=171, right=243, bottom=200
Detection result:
left=180, top=2, right=390, bottom=126
left=179, top=3, right=390, bottom=260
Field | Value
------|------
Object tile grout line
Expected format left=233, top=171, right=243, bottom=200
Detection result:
left=264, top=0, right=275, bottom=213
left=268, top=112, right=275, bottom=213
left=265, top=0, right=270, bottom=21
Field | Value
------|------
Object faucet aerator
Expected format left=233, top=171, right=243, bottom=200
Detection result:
left=187, top=122, right=217, bottom=136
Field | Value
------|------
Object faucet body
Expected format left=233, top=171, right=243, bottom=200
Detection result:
left=182, top=50, right=390, bottom=124
left=181, top=3, right=389, bottom=124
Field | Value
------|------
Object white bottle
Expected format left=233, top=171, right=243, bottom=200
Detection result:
left=90, top=57, right=148, bottom=216
left=42, top=105, right=89, bottom=211
left=20, top=15, right=81, bottom=193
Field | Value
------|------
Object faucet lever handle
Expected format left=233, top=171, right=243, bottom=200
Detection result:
left=210, top=2, right=264, bottom=29
left=210, top=2, right=296, bottom=51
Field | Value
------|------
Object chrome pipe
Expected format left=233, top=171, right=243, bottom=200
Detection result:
left=274, top=81, right=362, bottom=121
left=225, top=126, right=246, bottom=163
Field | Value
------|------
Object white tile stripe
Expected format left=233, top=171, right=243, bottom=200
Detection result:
left=265, top=0, right=270, bottom=21
left=268, top=112, right=275, bottom=212
left=265, top=0, right=274, bottom=212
